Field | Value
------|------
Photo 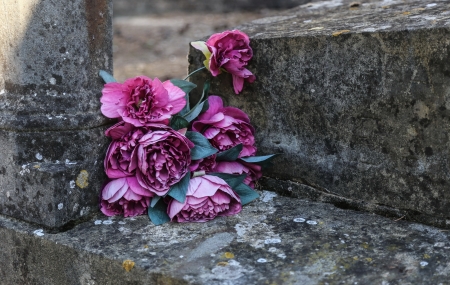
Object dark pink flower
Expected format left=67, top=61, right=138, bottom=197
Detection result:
left=192, top=96, right=256, bottom=157
left=192, top=30, right=255, bottom=94
left=104, top=121, right=145, bottom=178
left=100, top=177, right=154, bottom=217
left=100, top=76, right=186, bottom=126
left=213, top=160, right=262, bottom=188
left=189, top=154, right=217, bottom=173
left=167, top=175, right=242, bottom=222
left=136, top=124, right=194, bottom=196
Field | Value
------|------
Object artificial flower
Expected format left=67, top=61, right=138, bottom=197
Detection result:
left=104, top=121, right=145, bottom=178
left=167, top=175, right=242, bottom=222
left=192, top=96, right=256, bottom=157
left=191, top=30, right=255, bottom=94
left=212, top=160, right=262, bottom=188
left=100, top=177, right=154, bottom=217
left=100, top=76, right=186, bottom=126
left=136, top=124, right=194, bottom=196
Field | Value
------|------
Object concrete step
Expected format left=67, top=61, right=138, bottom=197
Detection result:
left=188, top=0, right=450, bottom=228
left=2, top=192, right=450, bottom=284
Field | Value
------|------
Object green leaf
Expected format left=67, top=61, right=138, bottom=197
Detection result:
left=167, top=171, right=190, bottom=203
left=170, top=79, right=197, bottom=116
left=234, top=183, right=260, bottom=205
left=170, top=115, right=189, bottom=130
left=148, top=198, right=170, bottom=225
left=202, top=79, right=210, bottom=100
left=99, top=70, right=117, bottom=83
left=240, top=154, right=279, bottom=169
left=185, top=131, right=218, bottom=160
left=208, top=173, right=246, bottom=189
left=201, top=100, right=209, bottom=113
left=170, top=79, right=197, bottom=95
left=216, top=144, right=243, bottom=162
left=183, top=101, right=206, bottom=122
left=150, top=196, right=160, bottom=208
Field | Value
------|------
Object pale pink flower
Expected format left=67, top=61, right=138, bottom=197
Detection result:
left=100, top=177, right=154, bottom=217
left=192, top=96, right=256, bottom=157
left=100, top=76, right=186, bottom=126
left=167, top=175, right=242, bottom=222
left=136, top=124, right=194, bottom=196
left=192, top=30, right=255, bottom=94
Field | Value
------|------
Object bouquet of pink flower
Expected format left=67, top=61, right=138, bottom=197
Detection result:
left=98, top=30, right=275, bottom=225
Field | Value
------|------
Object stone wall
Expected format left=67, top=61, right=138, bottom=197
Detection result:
left=113, top=0, right=312, bottom=16
left=0, top=0, right=113, bottom=228
left=188, top=0, right=450, bottom=227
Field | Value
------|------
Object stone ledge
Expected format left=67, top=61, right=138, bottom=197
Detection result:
left=188, top=0, right=450, bottom=225
left=1, top=191, right=450, bottom=284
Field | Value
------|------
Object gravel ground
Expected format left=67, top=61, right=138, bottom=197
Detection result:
left=112, top=11, right=277, bottom=82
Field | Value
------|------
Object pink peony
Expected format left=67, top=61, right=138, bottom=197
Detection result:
left=192, top=96, right=256, bottom=157
left=192, top=30, right=255, bottom=94
left=136, top=124, right=194, bottom=196
left=100, top=76, right=186, bottom=126
left=100, top=177, right=154, bottom=217
left=167, top=175, right=242, bottom=222
left=213, top=160, right=262, bottom=188
left=104, top=121, right=145, bottom=178
left=189, top=154, right=217, bottom=173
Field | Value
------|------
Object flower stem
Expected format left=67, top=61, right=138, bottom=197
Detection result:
left=184, top=66, right=206, bottom=80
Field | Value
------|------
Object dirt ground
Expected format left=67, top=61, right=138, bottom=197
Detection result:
left=112, top=11, right=277, bottom=82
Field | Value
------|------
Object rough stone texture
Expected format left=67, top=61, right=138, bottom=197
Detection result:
left=188, top=0, right=450, bottom=227
left=0, top=0, right=113, bottom=228
left=113, top=0, right=312, bottom=16
left=1, top=192, right=450, bottom=284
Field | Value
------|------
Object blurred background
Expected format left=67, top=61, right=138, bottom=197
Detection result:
left=112, top=0, right=312, bottom=81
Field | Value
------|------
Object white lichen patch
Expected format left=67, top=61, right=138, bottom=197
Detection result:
left=35, top=153, right=43, bottom=160
left=0, top=89, right=5, bottom=95
left=420, top=261, right=429, bottom=267
left=294, top=218, right=306, bottom=223
left=265, top=238, right=281, bottom=244
left=33, top=229, right=44, bottom=236
left=94, top=220, right=102, bottom=225
left=19, top=164, right=30, bottom=176
left=260, top=191, right=277, bottom=202
left=57, top=203, right=63, bottom=210
left=307, top=220, right=318, bottom=225
left=257, top=258, right=268, bottom=263
left=200, top=259, right=247, bottom=280
left=102, top=220, right=114, bottom=225
left=70, top=180, right=76, bottom=188
left=135, top=224, right=200, bottom=247
left=49, top=77, right=56, bottom=85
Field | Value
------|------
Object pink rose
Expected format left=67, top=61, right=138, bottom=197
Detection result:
left=100, top=76, right=186, bottom=126
left=192, top=96, right=256, bottom=157
left=167, top=175, right=242, bottom=222
left=213, top=160, right=262, bottom=188
left=136, top=124, right=194, bottom=196
left=104, top=121, right=145, bottom=178
left=100, top=177, right=154, bottom=217
left=192, top=30, right=255, bottom=94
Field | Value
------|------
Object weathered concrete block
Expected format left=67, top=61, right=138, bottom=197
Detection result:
left=1, top=192, right=450, bottom=284
left=0, top=0, right=113, bottom=227
left=188, top=0, right=450, bottom=226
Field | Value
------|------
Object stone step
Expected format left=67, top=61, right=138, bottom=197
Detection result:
left=188, top=0, right=450, bottom=228
left=2, top=192, right=450, bottom=284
